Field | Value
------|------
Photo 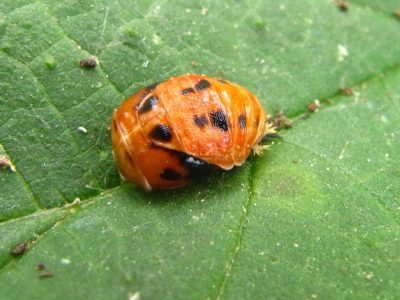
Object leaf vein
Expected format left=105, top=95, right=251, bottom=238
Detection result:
left=215, top=161, right=258, bottom=300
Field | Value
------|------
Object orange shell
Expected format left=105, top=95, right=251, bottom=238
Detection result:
left=111, top=74, right=268, bottom=191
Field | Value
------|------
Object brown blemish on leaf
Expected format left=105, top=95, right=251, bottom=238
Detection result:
left=307, top=100, right=320, bottom=112
left=272, top=112, right=293, bottom=129
left=335, top=0, right=349, bottom=12
left=10, top=242, right=28, bottom=257
left=79, top=57, right=97, bottom=68
left=342, top=87, right=355, bottom=96
left=36, top=263, right=54, bottom=278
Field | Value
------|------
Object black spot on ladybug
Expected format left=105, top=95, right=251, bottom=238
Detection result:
left=160, top=168, right=182, bottom=180
left=195, top=79, right=211, bottom=91
left=181, top=155, right=214, bottom=179
left=135, top=82, right=163, bottom=108
left=238, top=113, right=247, bottom=129
left=151, top=124, right=172, bottom=141
left=138, top=96, right=158, bottom=114
left=182, top=87, right=195, bottom=95
left=193, top=114, right=208, bottom=128
left=150, top=145, right=217, bottom=178
left=209, top=110, right=229, bottom=132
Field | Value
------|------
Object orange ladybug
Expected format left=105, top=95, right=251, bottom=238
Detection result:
left=111, top=74, right=276, bottom=191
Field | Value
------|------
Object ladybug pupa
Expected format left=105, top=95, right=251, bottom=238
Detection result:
left=111, top=74, right=276, bottom=191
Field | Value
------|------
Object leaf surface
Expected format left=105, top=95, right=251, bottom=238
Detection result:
left=0, top=1, right=399, bottom=299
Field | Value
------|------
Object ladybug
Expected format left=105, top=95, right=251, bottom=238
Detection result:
left=111, top=74, right=276, bottom=191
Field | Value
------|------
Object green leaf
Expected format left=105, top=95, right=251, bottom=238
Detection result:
left=1, top=0, right=399, bottom=299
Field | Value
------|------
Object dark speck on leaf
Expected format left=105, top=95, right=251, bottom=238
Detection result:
left=36, top=263, right=54, bottom=278
left=79, top=58, right=97, bottom=68
left=10, top=242, right=28, bottom=257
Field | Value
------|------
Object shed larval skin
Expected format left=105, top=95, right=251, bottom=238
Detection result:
left=111, top=74, right=273, bottom=191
